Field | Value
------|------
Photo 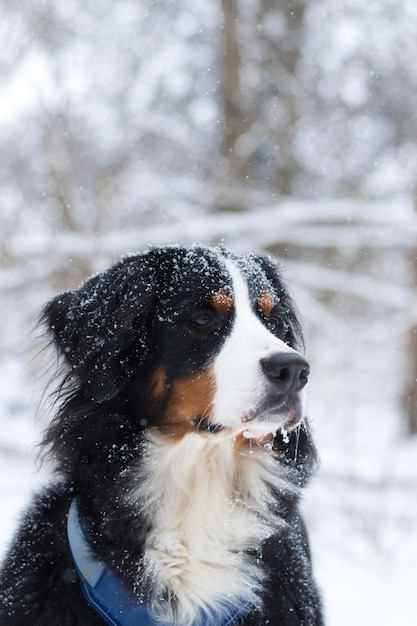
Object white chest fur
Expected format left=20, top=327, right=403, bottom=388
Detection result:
left=128, top=432, right=295, bottom=625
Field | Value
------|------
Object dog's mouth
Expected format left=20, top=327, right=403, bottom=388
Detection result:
left=192, top=396, right=304, bottom=435
left=241, top=395, right=304, bottom=429
left=192, top=417, right=225, bottom=434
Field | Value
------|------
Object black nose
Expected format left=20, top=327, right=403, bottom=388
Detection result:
left=261, top=352, right=310, bottom=394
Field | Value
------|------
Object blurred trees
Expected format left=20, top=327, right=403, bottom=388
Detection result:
left=298, top=0, right=417, bottom=197
left=0, top=0, right=220, bottom=244
left=2, top=0, right=417, bottom=237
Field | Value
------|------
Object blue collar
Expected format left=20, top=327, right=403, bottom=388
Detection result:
left=67, top=499, right=254, bottom=626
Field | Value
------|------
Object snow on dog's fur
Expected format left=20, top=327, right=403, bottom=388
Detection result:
left=0, top=245, right=323, bottom=625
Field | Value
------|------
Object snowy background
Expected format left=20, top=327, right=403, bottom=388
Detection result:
left=1, top=1, right=417, bottom=625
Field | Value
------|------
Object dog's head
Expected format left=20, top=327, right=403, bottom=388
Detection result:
left=44, top=245, right=309, bottom=440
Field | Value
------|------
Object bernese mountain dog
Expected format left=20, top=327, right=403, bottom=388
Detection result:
left=0, top=245, right=323, bottom=626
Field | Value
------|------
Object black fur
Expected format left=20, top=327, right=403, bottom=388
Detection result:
left=0, top=246, right=323, bottom=625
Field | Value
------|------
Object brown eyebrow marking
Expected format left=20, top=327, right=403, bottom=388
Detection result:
left=258, top=291, right=275, bottom=316
left=210, top=289, right=234, bottom=313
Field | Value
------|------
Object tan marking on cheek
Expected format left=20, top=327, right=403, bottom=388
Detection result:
left=210, top=289, right=234, bottom=314
left=151, top=366, right=167, bottom=402
left=258, top=291, right=275, bottom=316
left=157, top=367, right=216, bottom=440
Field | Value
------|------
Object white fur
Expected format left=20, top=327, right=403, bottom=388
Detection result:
left=129, top=431, right=296, bottom=625
left=212, top=260, right=303, bottom=431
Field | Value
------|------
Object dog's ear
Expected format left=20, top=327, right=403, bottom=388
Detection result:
left=43, top=252, right=159, bottom=402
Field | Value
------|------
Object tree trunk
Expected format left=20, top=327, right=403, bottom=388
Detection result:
left=404, top=182, right=417, bottom=435
left=216, top=0, right=307, bottom=210
left=405, top=324, right=417, bottom=434
left=405, top=189, right=417, bottom=433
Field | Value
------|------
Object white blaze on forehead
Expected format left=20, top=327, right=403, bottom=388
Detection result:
left=212, top=260, right=297, bottom=429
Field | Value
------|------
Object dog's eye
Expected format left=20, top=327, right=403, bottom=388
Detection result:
left=188, top=311, right=215, bottom=328
left=266, top=317, right=280, bottom=333
left=265, top=316, right=290, bottom=341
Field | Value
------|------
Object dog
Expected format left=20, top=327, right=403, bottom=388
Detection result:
left=0, top=245, right=323, bottom=625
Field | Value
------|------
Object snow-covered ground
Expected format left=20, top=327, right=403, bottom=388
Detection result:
left=305, top=405, right=417, bottom=625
